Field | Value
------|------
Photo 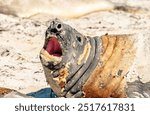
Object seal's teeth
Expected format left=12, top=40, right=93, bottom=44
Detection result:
left=46, top=35, right=58, bottom=40
left=46, top=34, right=51, bottom=39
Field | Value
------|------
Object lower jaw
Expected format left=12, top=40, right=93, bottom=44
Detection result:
left=40, top=48, right=62, bottom=64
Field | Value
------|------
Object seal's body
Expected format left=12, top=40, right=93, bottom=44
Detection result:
left=40, top=19, right=135, bottom=98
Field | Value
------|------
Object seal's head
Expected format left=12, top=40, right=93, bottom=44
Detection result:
left=40, top=19, right=93, bottom=96
left=41, top=18, right=88, bottom=66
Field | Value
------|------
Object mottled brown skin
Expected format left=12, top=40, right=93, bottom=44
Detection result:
left=39, top=19, right=137, bottom=98
left=0, top=87, right=31, bottom=98
left=0, top=87, right=14, bottom=95
left=83, top=35, right=135, bottom=98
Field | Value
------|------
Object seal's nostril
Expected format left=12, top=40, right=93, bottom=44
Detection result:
left=57, top=24, right=61, bottom=29
left=51, top=28, right=57, bottom=33
left=56, top=23, right=62, bottom=32
left=49, top=23, right=62, bottom=34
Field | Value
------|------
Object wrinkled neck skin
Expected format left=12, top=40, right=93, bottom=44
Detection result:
left=40, top=19, right=101, bottom=97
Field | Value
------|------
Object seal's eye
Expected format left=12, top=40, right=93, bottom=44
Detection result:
left=76, top=35, right=84, bottom=45
left=77, top=36, right=81, bottom=42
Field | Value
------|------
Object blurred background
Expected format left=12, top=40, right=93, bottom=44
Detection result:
left=0, top=0, right=150, bottom=19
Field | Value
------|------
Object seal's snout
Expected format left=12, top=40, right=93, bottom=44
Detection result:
left=48, top=20, right=62, bottom=34
left=43, top=19, right=64, bottom=57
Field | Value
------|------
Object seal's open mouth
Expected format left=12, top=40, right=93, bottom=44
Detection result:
left=45, top=37, right=62, bottom=57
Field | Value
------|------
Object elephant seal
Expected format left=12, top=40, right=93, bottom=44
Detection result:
left=40, top=18, right=136, bottom=98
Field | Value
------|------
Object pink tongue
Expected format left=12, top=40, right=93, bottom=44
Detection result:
left=46, top=37, right=62, bottom=57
